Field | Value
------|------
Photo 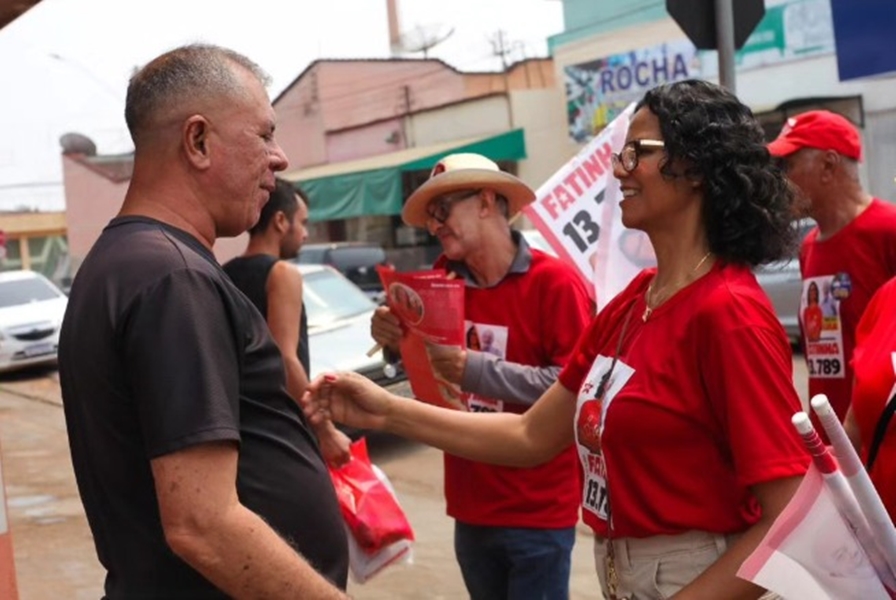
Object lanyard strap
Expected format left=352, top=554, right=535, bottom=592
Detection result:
left=602, top=303, right=636, bottom=600
left=595, top=303, right=636, bottom=401
left=867, top=389, right=896, bottom=472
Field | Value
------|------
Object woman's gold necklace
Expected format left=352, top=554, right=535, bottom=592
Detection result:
left=642, top=252, right=713, bottom=322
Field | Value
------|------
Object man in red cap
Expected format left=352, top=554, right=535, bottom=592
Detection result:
left=370, top=153, right=593, bottom=599
left=769, top=110, right=896, bottom=440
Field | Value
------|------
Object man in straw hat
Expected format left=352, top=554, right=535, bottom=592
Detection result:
left=768, top=110, right=896, bottom=441
left=370, top=153, right=593, bottom=599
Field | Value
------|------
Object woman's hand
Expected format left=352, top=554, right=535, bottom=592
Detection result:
left=303, top=372, right=394, bottom=432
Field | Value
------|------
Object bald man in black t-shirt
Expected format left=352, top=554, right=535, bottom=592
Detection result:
left=59, top=44, right=348, bottom=599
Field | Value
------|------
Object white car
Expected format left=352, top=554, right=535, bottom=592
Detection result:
left=295, top=263, right=397, bottom=385
left=0, top=270, right=68, bottom=372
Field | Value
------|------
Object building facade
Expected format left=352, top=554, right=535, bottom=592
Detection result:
left=60, top=56, right=574, bottom=270
left=550, top=0, right=896, bottom=200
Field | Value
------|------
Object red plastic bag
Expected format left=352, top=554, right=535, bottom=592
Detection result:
left=328, top=438, right=415, bottom=555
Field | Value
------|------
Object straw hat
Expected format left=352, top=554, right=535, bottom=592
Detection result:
left=401, top=153, right=535, bottom=228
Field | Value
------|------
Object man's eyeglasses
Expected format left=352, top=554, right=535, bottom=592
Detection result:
left=426, top=189, right=482, bottom=224
left=611, top=139, right=666, bottom=173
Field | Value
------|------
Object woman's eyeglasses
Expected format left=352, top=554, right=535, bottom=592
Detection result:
left=611, top=139, right=665, bottom=173
left=426, top=189, right=482, bottom=224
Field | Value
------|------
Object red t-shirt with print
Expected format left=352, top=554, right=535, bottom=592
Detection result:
left=559, top=262, right=809, bottom=538
left=800, top=198, right=896, bottom=426
left=441, top=249, right=593, bottom=529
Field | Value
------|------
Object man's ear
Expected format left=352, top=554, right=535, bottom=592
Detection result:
left=819, top=150, right=840, bottom=182
left=273, top=210, right=290, bottom=234
left=183, top=116, right=211, bottom=169
left=479, top=189, right=494, bottom=217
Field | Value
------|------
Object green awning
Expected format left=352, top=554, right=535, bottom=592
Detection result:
left=283, top=129, right=527, bottom=222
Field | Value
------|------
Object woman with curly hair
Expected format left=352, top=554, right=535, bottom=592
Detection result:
left=304, top=79, right=808, bottom=599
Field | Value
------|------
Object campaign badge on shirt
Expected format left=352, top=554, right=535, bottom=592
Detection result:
left=464, top=321, right=507, bottom=359
left=463, top=321, right=508, bottom=413
left=831, top=272, right=852, bottom=300
left=575, top=354, right=634, bottom=520
left=801, top=276, right=846, bottom=379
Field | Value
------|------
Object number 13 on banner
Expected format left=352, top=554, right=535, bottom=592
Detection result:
left=562, top=190, right=605, bottom=254
left=523, top=102, right=640, bottom=307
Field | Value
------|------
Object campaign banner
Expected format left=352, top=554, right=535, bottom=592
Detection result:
left=700, top=0, right=835, bottom=77
left=522, top=102, right=655, bottom=310
left=565, top=40, right=701, bottom=143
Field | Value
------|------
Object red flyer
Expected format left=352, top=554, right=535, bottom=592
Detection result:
left=377, top=266, right=466, bottom=410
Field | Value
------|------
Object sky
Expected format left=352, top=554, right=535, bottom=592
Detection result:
left=0, top=0, right=565, bottom=212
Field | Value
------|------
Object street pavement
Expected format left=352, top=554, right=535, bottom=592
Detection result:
left=0, top=357, right=809, bottom=600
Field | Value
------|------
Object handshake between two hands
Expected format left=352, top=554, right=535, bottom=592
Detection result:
left=301, top=340, right=469, bottom=432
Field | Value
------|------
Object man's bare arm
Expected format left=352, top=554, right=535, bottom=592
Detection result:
left=267, top=261, right=309, bottom=399
left=151, top=441, right=348, bottom=599
left=267, top=261, right=350, bottom=465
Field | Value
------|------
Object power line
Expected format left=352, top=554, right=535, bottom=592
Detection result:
left=281, top=4, right=667, bottom=112
left=280, top=42, right=550, bottom=118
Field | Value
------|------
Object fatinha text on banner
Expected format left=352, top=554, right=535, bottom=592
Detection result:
left=523, top=102, right=653, bottom=310
left=539, top=142, right=615, bottom=223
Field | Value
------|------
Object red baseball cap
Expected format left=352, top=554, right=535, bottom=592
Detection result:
left=767, top=110, right=862, bottom=161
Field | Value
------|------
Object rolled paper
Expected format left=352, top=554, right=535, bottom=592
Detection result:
left=792, top=412, right=837, bottom=473
left=811, top=394, right=896, bottom=589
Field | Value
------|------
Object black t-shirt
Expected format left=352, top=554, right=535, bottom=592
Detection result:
left=222, top=254, right=310, bottom=376
left=59, top=217, right=348, bottom=598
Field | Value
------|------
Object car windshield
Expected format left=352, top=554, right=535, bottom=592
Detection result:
left=329, top=246, right=385, bottom=270
left=296, top=247, right=326, bottom=263
left=303, top=269, right=376, bottom=327
left=0, top=277, right=62, bottom=309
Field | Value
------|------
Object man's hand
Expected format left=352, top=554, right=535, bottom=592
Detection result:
left=314, top=420, right=352, bottom=467
left=370, top=306, right=403, bottom=352
left=304, top=372, right=394, bottom=432
left=425, top=341, right=467, bottom=385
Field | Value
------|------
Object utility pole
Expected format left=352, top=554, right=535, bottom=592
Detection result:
left=398, top=85, right=415, bottom=147
left=715, top=0, right=737, bottom=93
left=667, top=0, right=765, bottom=95
left=489, top=29, right=512, bottom=71
left=488, top=30, right=516, bottom=128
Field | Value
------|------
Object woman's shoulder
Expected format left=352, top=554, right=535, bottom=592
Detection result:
left=698, top=262, right=779, bottom=323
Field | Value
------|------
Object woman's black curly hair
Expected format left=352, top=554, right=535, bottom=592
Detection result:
left=635, top=79, right=797, bottom=266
